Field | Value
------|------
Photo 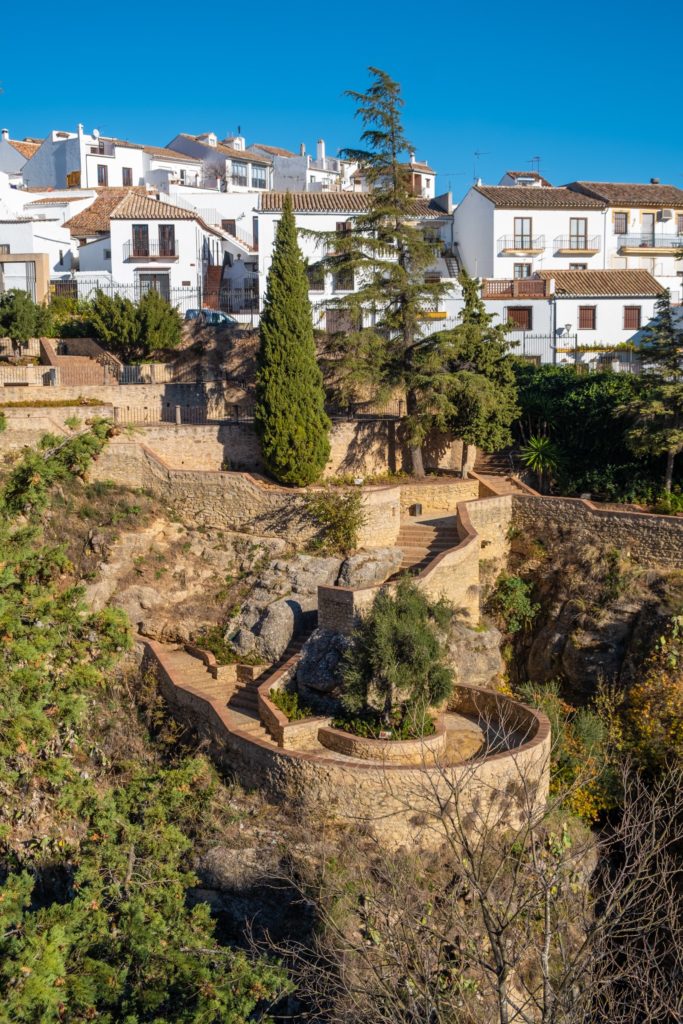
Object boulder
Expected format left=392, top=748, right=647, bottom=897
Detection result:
left=337, top=547, right=403, bottom=588
left=233, top=594, right=317, bottom=662
left=444, top=620, right=505, bottom=689
left=296, top=627, right=352, bottom=702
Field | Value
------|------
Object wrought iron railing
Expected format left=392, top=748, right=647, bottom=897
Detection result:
left=498, top=236, right=545, bottom=252
left=617, top=234, right=683, bottom=249
left=123, top=240, right=178, bottom=260
left=554, top=235, right=600, bottom=251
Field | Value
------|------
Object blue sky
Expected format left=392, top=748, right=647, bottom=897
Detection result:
left=2, top=0, right=680, bottom=203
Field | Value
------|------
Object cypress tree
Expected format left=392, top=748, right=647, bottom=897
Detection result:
left=255, top=193, right=331, bottom=486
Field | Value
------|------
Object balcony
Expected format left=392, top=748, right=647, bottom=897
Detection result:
left=617, top=234, right=683, bottom=253
left=498, top=235, right=545, bottom=255
left=554, top=235, right=600, bottom=255
left=123, top=240, right=178, bottom=261
left=482, top=278, right=549, bottom=299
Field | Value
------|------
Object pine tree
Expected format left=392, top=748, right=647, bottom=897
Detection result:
left=624, top=291, right=683, bottom=492
left=255, top=192, right=331, bottom=486
left=405, top=270, right=519, bottom=458
left=312, top=67, right=449, bottom=476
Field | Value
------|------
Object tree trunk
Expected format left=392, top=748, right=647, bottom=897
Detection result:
left=665, top=448, right=675, bottom=493
left=410, top=446, right=426, bottom=478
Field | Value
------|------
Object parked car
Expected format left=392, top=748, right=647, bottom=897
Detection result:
left=184, top=308, right=239, bottom=326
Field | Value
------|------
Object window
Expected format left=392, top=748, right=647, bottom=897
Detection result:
left=251, top=167, right=267, bottom=189
left=0, top=243, right=10, bottom=254
left=336, top=221, right=353, bottom=235
left=578, top=305, right=597, bottom=330
left=179, top=169, right=186, bottom=183
left=307, top=263, right=325, bottom=292
left=514, top=263, right=531, bottom=278
left=158, top=224, right=175, bottom=257
left=122, top=166, right=133, bottom=186
left=325, top=308, right=357, bottom=333
left=132, top=223, right=149, bottom=257
left=221, top=219, right=237, bottom=236
left=58, top=249, right=64, bottom=266
left=333, top=267, right=354, bottom=292
left=514, top=217, right=532, bottom=248
left=97, top=164, right=108, bottom=186
left=623, top=306, right=642, bottom=330
left=506, top=306, right=533, bottom=330
left=104, top=249, right=111, bottom=260
left=569, top=217, right=588, bottom=249
left=569, top=263, right=588, bottom=270
left=677, top=213, right=683, bottom=236
left=642, top=212, right=655, bottom=243
left=614, top=212, right=628, bottom=234
left=231, top=161, right=247, bottom=186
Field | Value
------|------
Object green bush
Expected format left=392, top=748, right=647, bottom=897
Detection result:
left=0, top=289, right=52, bottom=351
left=332, top=706, right=436, bottom=739
left=305, top=489, right=366, bottom=554
left=137, top=287, right=183, bottom=351
left=341, top=578, right=454, bottom=725
left=488, top=574, right=539, bottom=634
left=0, top=410, right=6, bottom=433
left=269, top=687, right=313, bottom=720
left=84, top=289, right=182, bottom=362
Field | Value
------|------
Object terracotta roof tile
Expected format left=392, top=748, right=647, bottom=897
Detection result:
left=250, top=143, right=297, bottom=158
left=566, top=181, right=683, bottom=207
left=536, top=269, right=665, bottom=297
left=110, top=193, right=201, bottom=220
left=475, top=185, right=604, bottom=209
left=63, top=187, right=148, bottom=236
left=26, top=195, right=92, bottom=205
left=9, top=139, right=41, bottom=160
left=102, top=138, right=201, bottom=162
left=259, top=191, right=444, bottom=217
left=180, top=134, right=272, bottom=165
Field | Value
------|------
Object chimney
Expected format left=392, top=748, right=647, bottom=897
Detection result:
left=299, top=142, right=306, bottom=156
left=1, top=129, right=8, bottom=141
left=409, top=151, right=416, bottom=165
left=650, top=177, right=660, bottom=184
left=316, top=138, right=326, bottom=164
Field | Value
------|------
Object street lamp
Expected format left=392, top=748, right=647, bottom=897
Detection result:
left=565, top=323, right=572, bottom=335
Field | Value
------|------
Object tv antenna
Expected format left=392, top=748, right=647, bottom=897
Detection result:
left=529, top=155, right=541, bottom=174
left=473, top=150, right=490, bottom=181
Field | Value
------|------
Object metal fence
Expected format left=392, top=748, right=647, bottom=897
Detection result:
left=112, top=399, right=406, bottom=427
left=50, top=280, right=201, bottom=315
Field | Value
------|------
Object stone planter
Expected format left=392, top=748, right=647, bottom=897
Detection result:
left=317, top=714, right=447, bottom=764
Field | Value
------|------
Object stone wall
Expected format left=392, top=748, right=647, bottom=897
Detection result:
left=0, top=405, right=114, bottom=453
left=143, top=637, right=551, bottom=851
left=399, top=478, right=479, bottom=514
left=512, top=494, right=683, bottom=569
left=88, top=441, right=402, bottom=549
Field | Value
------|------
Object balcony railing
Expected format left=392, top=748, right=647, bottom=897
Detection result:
left=123, top=240, right=179, bottom=261
left=554, top=235, right=600, bottom=253
left=618, top=234, right=683, bottom=250
left=498, top=236, right=545, bottom=254
left=482, top=278, right=549, bottom=299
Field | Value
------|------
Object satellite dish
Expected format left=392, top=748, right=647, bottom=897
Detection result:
left=92, top=128, right=100, bottom=139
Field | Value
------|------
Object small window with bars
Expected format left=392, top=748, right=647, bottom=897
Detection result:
left=578, top=305, right=597, bottom=330
left=623, top=306, right=641, bottom=330
left=306, top=263, right=325, bottom=292
left=613, top=212, right=628, bottom=234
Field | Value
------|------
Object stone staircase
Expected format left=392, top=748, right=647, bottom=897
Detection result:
left=395, top=517, right=460, bottom=575
left=474, top=449, right=531, bottom=496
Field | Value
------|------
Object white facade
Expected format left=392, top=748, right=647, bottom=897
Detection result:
left=21, top=125, right=202, bottom=190
left=257, top=139, right=359, bottom=193
left=166, top=134, right=273, bottom=193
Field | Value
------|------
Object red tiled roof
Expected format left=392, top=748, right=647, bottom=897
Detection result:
left=178, top=134, right=272, bottom=166
left=566, top=181, right=683, bottom=207
left=259, top=191, right=444, bottom=217
left=100, top=137, right=202, bottom=163
left=63, top=188, right=148, bottom=235
left=537, top=269, right=665, bottom=297
left=8, top=139, right=41, bottom=160
left=475, top=185, right=605, bottom=209
left=250, top=143, right=297, bottom=158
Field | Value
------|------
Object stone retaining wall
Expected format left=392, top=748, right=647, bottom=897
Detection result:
left=318, top=716, right=447, bottom=764
left=143, top=637, right=551, bottom=850
left=512, top=494, right=683, bottom=569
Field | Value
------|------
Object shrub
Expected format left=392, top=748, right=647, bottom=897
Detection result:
left=622, top=616, right=683, bottom=773
left=87, top=289, right=182, bottom=362
left=269, top=687, right=313, bottom=720
left=0, top=410, right=6, bottom=433
left=332, top=706, right=436, bottom=740
left=0, top=289, right=52, bottom=352
left=488, top=574, right=539, bottom=634
left=305, top=489, right=366, bottom=554
left=137, top=287, right=183, bottom=352
left=341, top=578, right=454, bottom=726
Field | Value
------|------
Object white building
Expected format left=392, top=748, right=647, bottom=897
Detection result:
left=0, top=130, right=41, bottom=184
left=249, top=139, right=359, bottom=193
left=61, top=188, right=224, bottom=308
left=21, top=125, right=203, bottom=191
left=482, top=269, right=664, bottom=364
left=250, top=190, right=459, bottom=329
left=166, top=133, right=272, bottom=193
